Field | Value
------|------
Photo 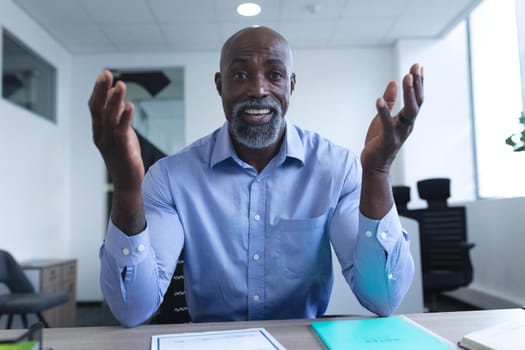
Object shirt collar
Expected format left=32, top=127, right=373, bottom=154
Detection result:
left=210, top=121, right=305, bottom=168
left=210, top=122, right=234, bottom=168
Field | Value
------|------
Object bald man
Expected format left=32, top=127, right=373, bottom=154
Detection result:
left=90, top=26, right=423, bottom=327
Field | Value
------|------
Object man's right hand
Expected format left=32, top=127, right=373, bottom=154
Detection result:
left=89, top=70, right=146, bottom=235
left=89, top=70, right=144, bottom=193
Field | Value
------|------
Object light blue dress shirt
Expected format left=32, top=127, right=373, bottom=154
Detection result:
left=100, top=122, right=414, bottom=327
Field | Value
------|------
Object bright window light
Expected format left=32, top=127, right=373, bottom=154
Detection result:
left=470, top=0, right=525, bottom=198
left=237, top=3, right=261, bottom=17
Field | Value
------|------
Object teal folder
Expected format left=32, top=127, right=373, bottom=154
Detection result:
left=311, top=316, right=455, bottom=350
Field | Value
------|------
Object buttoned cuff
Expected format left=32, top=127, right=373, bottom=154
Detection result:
left=359, top=205, right=405, bottom=255
left=103, top=219, right=151, bottom=266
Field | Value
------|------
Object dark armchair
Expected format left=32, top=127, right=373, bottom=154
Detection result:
left=0, top=250, right=69, bottom=328
left=394, top=178, right=475, bottom=310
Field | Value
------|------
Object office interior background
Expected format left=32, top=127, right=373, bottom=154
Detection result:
left=1, top=0, right=524, bottom=323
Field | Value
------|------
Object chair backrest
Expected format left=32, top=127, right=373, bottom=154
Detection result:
left=417, top=178, right=450, bottom=208
left=395, top=178, right=474, bottom=296
left=409, top=207, right=473, bottom=275
left=0, top=250, right=36, bottom=293
left=151, top=250, right=190, bottom=324
left=392, top=185, right=411, bottom=214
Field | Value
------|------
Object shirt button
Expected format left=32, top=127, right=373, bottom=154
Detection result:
left=380, top=232, right=388, bottom=240
left=254, top=214, right=261, bottom=221
left=253, top=295, right=260, bottom=302
left=137, top=244, right=145, bottom=252
left=365, top=230, right=373, bottom=238
left=122, top=248, right=130, bottom=256
left=388, top=273, right=394, bottom=280
left=253, top=254, right=260, bottom=261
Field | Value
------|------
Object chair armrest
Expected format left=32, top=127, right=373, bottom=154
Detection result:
left=459, top=241, right=475, bottom=250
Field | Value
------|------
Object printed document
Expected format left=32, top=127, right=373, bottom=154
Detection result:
left=151, top=327, right=286, bottom=350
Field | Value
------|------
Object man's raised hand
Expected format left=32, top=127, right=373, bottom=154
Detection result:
left=361, top=64, right=424, bottom=174
left=88, top=70, right=144, bottom=193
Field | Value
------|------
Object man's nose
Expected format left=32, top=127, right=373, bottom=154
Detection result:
left=248, top=74, right=269, bottom=97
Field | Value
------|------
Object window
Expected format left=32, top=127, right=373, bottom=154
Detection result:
left=469, top=0, right=525, bottom=198
left=2, top=29, right=57, bottom=122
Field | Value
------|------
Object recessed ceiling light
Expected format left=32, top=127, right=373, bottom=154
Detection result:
left=237, top=3, right=261, bottom=17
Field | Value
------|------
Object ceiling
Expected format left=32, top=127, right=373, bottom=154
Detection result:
left=12, top=0, right=482, bottom=54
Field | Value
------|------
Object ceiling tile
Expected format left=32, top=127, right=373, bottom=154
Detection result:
left=46, top=24, right=115, bottom=53
left=279, top=20, right=337, bottom=48
left=14, top=0, right=95, bottom=24
left=279, top=0, right=347, bottom=21
left=161, top=22, right=222, bottom=51
left=388, top=18, right=449, bottom=38
left=149, top=0, right=217, bottom=23
left=342, top=0, right=410, bottom=18
left=79, top=0, right=155, bottom=23
left=101, top=23, right=167, bottom=52
left=10, top=0, right=483, bottom=53
left=403, top=0, right=473, bottom=17
left=331, top=17, right=396, bottom=47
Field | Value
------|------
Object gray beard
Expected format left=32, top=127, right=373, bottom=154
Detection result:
left=230, top=98, right=284, bottom=149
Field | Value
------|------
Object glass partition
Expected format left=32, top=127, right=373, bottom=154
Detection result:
left=2, top=29, right=57, bottom=122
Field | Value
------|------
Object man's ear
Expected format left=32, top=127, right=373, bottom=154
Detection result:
left=290, top=73, right=296, bottom=95
left=214, top=72, right=222, bottom=96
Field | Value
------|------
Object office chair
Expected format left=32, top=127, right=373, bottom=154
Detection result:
left=151, top=250, right=190, bottom=324
left=392, top=185, right=411, bottom=215
left=407, top=178, right=475, bottom=310
left=0, top=250, right=69, bottom=328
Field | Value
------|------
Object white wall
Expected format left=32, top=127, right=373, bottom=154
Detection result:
left=289, top=47, right=394, bottom=153
left=465, top=197, right=525, bottom=306
left=0, top=2, right=72, bottom=260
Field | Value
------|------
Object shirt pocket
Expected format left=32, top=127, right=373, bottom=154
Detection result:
left=278, top=211, right=331, bottom=279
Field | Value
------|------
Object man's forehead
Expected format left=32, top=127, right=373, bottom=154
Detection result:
left=228, top=46, right=289, bottom=64
left=220, top=27, right=292, bottom=69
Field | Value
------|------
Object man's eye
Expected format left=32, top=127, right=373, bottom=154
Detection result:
left=270, top=71, right=283, bottom=79
left=233, top=72, right=248, bottom=80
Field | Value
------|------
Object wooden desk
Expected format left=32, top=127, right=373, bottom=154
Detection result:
left=0, top=308, right=523, bottom=349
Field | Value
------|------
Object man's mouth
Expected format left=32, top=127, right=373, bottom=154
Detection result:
left=242, top=107, right=274, bottom=124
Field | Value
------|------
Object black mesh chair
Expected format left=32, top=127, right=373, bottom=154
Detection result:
left=0, top=250, right=69, bottom=328
left=405, top=178, right=475, bottom=310
left=150, top=250, right=190, bottom=324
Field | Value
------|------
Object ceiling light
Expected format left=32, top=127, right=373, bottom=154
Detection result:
left=237, top=3, right=261, bottom=17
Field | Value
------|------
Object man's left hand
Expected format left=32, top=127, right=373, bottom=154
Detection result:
left=360, top=63, right=424, bottom=174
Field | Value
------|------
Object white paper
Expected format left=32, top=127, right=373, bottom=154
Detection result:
left=151, top=327, right=286, bottom=350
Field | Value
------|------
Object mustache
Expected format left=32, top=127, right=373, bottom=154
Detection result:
left=232, top=97, right=282, bottom=116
